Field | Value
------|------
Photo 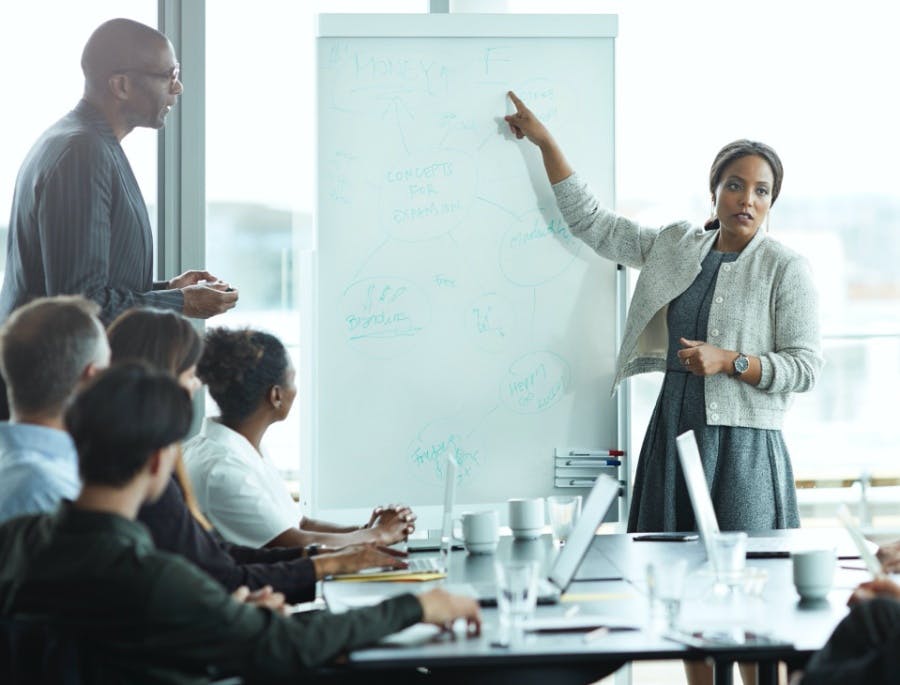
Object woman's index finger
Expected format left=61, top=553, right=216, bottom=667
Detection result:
left=507, top=90, right=527, bottom=112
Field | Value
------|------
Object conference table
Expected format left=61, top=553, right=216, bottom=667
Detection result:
left=323, top=529, right=868, bottom=685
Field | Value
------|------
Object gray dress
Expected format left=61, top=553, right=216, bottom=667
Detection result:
left=627, top=250, right=800, bottom=533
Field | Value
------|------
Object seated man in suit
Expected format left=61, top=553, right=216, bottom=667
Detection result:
left=0, top=364, right=480, bottom=683
left=0, top=296, right=109, bottom=524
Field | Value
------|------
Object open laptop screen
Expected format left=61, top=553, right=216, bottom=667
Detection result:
left=547, top=474, right=620, bottom=592
left=675, top=430, right=721, bottom=563
left=438, top=454, right=458, bottom=567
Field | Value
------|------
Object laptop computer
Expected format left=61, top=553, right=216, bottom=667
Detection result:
left=675, top=430, right=874, bottom=560
left=456, top=474, right=621, bottom=606
left=407, top=456, right=465, bottom=552
left=837, top=504, right=883, bottom=575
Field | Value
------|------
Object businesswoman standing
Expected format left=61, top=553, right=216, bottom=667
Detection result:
left=504, top=91, right=822, bottom=534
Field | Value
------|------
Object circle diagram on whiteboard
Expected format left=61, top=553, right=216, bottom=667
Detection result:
left=499, top=208, right=581, bottom=287
left=379, top=148, right=476, bottom=242
left=499, top=351, right=571, bottom=414
left=340, top=276, right=430, bottom=358
left=466, top=292, right=517, bottom=353
left=407, top=416, right=479, bottom=484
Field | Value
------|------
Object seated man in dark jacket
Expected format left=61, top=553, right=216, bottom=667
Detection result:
left=799, top=578, right=900, bottom=684
left=0, top=364, right=480, bottom=684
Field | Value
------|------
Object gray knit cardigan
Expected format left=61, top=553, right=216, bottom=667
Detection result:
left=553, top=173, right=824, bottom=430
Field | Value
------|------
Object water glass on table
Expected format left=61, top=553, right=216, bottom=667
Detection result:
left=494, top=559, right=540, bottom=645
left=710, top=531, right=747, bottom=592
left=547, top=495, right=582, bottom=546
left=646, top=558, right=687, bottom=632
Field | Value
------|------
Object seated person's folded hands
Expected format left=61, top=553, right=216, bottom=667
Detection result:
left=364, top=503, right=417, bottom=544
left=231, top=584, right=289, bottom=616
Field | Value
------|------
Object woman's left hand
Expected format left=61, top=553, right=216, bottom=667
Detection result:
left=677, top=338, right=731, bottom=376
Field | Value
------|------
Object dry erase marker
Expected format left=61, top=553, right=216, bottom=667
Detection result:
left=569, top=450, right=625, bottom=457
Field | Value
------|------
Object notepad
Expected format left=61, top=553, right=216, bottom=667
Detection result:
left=331, top=570, right=446, bottom=582
left=331, top=556, right=446, bottom=581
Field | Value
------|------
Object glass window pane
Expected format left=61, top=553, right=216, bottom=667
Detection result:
left=509, top=0, right=900, bottom=525
left=204, top=0, right=425, bottom=476
left=0, top=3, right=159, bottom=279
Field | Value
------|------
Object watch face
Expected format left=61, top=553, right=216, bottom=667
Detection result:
left=734, top=355, right=750, bottom=374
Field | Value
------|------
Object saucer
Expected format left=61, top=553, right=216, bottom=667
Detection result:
left=695, top=565, right=769, bottom=596
left=466, top=541, right=499, bottom=554
left=511, top=527, right=543, bottom=540
left=795, top=585, right=830, bottom=601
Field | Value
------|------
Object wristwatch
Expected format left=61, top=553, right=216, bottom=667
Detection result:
left=304, top=543, right=321, bottom=557
left=731, top=353, right=750, bottom=377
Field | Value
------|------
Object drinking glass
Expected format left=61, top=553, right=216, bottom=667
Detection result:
left=647, top=558, right=687, bottom=632
left=494, top=559, right=539, bottom=644
left=710, top=531, right=747, bottom=589
left=547, top=495, right=582, bottom=545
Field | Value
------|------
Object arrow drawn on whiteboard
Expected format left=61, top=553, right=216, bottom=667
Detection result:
left=381, top=96, right=414, bottom=154
left=475, top=195, right=520, bottom=220
left=351, top=237, right=391, bottom=281
left=466, top=403, right=500, bottom=438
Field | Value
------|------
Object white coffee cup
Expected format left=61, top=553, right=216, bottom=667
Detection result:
left=454, top=510, right=499, bottom=554
left=792, top=549, right=836, bottom=601
left=508, top=498, right=545, bottom=540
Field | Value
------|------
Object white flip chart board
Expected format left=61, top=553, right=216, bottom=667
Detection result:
left=313, top=14, right=620, bottom=511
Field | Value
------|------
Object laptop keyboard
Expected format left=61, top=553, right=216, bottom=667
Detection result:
left=405, top=557, right=443, bottom=572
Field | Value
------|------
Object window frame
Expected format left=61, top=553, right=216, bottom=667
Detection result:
left=157, top=0, right=205, bottom=282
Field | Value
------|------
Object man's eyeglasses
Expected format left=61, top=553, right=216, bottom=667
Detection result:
left=116, top=65, right=181, bottom=85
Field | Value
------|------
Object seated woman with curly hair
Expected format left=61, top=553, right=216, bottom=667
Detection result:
left=183, top=327, right=415, bottom=550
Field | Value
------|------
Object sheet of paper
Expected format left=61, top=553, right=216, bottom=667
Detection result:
left=379, top=623, right=443, bottom=647
left=331, top=571, right=446, bottom=582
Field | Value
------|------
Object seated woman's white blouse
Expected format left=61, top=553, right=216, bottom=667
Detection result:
left=183, top=417, right=300, bottom=547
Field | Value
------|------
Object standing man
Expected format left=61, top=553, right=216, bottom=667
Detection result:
left=0, top=17, right=237, bottom=418
left=0, top=17, right=237, bottom=324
